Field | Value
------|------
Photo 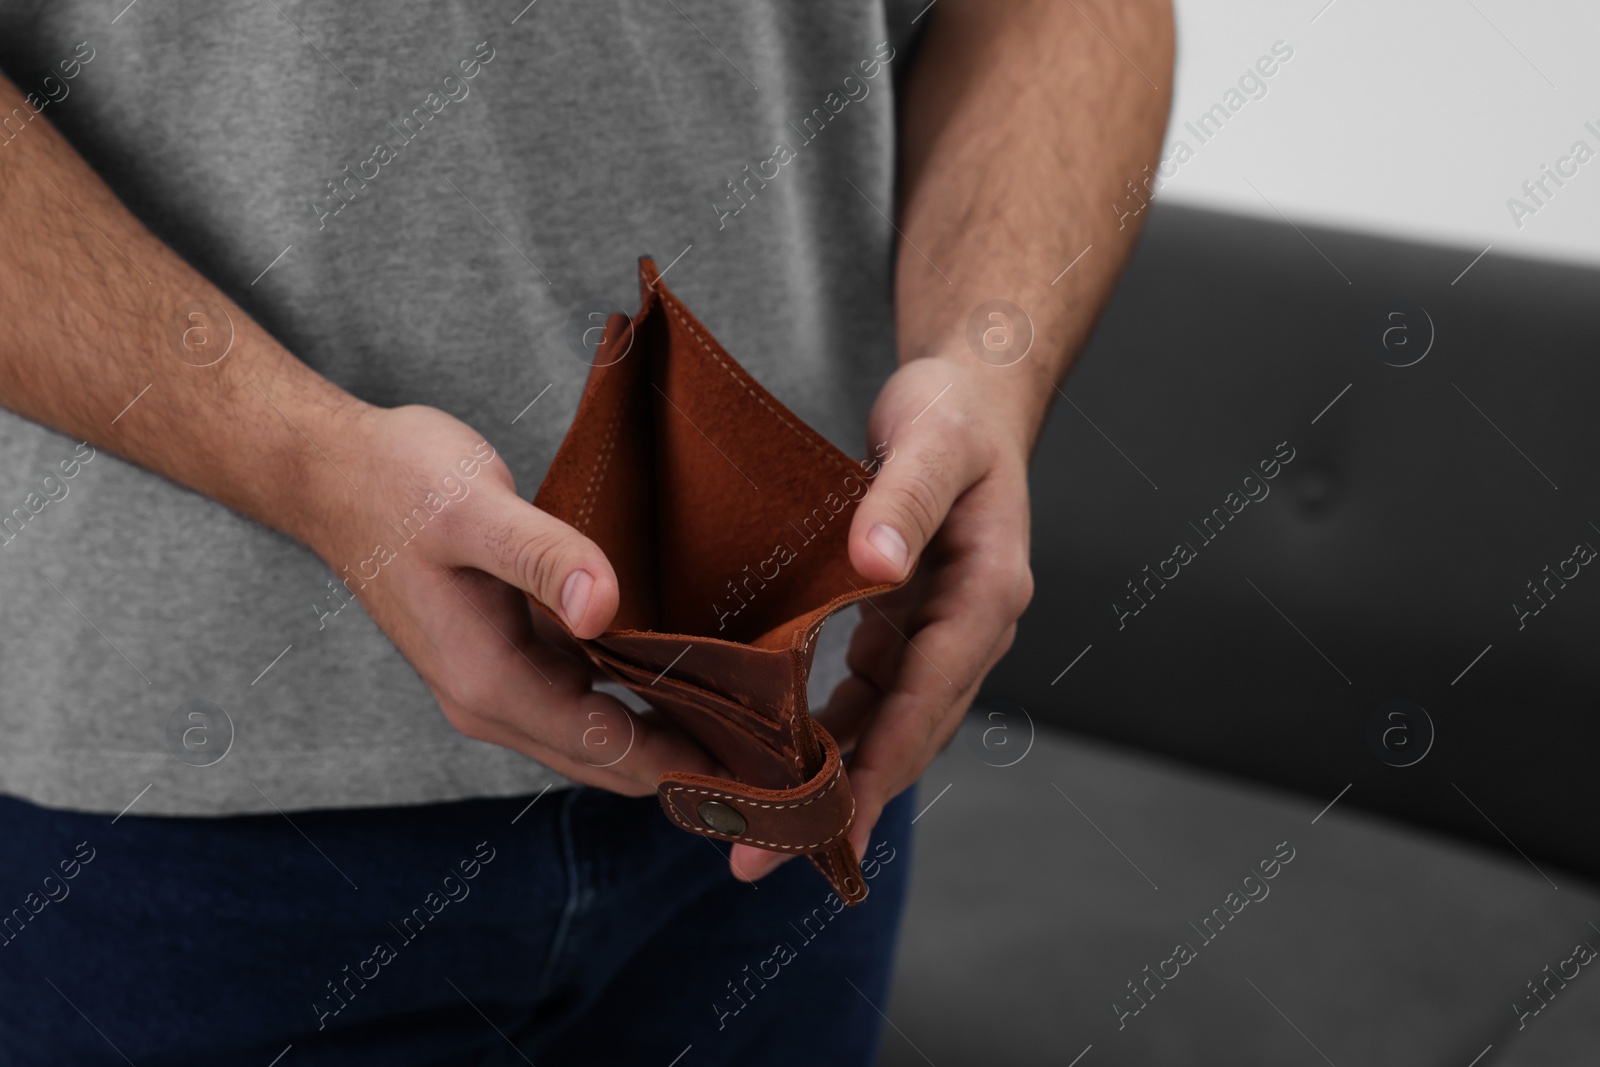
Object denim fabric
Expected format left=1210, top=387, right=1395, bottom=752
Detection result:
left=0, top=785, right=914, bottom=1066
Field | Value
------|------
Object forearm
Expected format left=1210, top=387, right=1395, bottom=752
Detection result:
left=0, top=72, right=370, bottom=549
left=895, top=0, right=1174, bottom=452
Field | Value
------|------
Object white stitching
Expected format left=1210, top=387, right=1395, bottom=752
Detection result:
left=807, top=823, right=866, bottom=902
left=662, top=793, right=852, bottom=851
left=573, top=412, right=622, bottom=534
left=652, top=284, right=859, bottom=809
left=666, top=763, right=840, bottom=811
left=660, top=297, right=856, bottom=483
left=661, top=766, right=853, bottom=851
left=814, top=845, right=842, bottom=887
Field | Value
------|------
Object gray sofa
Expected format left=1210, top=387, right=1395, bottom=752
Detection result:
left=879, top=203, right=1600, bottom=1065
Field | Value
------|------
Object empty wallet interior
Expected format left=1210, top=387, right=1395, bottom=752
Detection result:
left=571, top=300, right=876, bottom=646
left=530, top=257, right=906, bottom=904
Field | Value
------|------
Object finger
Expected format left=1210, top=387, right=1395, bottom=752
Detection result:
left=446, top=488, right=621, bottom=640
left=731, top=631, right=900, bottom=882
left=843, top=483, right=1032, bottom=832
left=528, top=605, right=587, bottom=655
left=847, top=401, right=988, bottom=585
left=728, top=626, right=908, bottom=884
left=843, top=676, right=989, bottom=861
left=845, top=592, right=919, bottom=692
left=426, top=568, right=716, bottom=793
left=854, top=570, right=1022, bottom=782
left=725, top=572, right=931, bottom=881
left=812, top=672, right=885, bottom=755
left=840, top=665, right=987, bottom=863
left=730, top=667, right=889, bottom=881
left=848, top=612, right=1007, bottom=795
left=729, top=619, right=1010, bottom=885
left=728, top=842, right=796, bottom=883
left=730, top=606, right=910, bottom=879
left=526, top=611, right=614, bottom=690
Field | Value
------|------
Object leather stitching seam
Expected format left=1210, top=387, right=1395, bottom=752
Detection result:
left=574, top=412, right=622, bottom=534
left=662, top=794, right=851, bottom=851
left=661, top=300, right=856, bottom=484
left=665, top=763, right=840, bottom=811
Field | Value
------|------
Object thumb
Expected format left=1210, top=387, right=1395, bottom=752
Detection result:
left=449, top=487, right=621, bottom=640
left=848, top=412, right=986, bottom=586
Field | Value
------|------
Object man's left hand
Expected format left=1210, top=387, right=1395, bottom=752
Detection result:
left=728, top=355, right=1036, bottom=883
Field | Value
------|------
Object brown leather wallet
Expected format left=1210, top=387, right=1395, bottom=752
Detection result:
left=531, top=257, right=906, bottom=905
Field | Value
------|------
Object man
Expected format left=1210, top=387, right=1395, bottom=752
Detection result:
left=0, top=1, right=1172, bottom=1062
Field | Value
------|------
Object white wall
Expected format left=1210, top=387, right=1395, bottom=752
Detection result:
left=1156, top=0, right=1600, bottom=265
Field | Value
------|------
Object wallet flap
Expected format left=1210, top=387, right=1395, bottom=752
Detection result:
left=658, top=726, right=869, bottom=906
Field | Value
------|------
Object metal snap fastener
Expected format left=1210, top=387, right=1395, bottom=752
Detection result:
left=696, top=800, right=747, bottom=835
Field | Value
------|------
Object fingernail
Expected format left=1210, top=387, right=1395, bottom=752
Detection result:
left=561, top=569, right=594, bottom=628
left=867, top=524, right=908, bottom=576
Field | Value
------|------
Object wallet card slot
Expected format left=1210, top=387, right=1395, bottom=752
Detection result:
left=586, top=647, right=796, bottom=764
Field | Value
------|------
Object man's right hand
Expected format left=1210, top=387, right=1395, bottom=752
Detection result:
left=306, top=403, right=718, bottom=795
left=0, top=69, right=712, bottom=796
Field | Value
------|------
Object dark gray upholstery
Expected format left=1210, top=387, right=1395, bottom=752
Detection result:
left=882, top=720, right=1600, bottom=1067
left=877, top=205, right=1600, bottom=1065
left=987, top=203, right=1599, bottom=879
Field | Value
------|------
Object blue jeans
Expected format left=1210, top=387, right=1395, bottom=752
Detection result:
left=0, top=785, right=914, bottom=1066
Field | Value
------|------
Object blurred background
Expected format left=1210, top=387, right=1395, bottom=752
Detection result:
left=880, top=1, right=1600, bottom=1063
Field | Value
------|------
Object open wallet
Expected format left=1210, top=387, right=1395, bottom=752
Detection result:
left=530, top=257, right=909, bottom=905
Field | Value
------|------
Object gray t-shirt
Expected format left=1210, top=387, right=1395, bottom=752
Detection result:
left=0, top=1, right=920, bottom=815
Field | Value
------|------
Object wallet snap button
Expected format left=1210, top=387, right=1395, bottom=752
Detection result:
left=696, top=800, right=747, bottom=836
